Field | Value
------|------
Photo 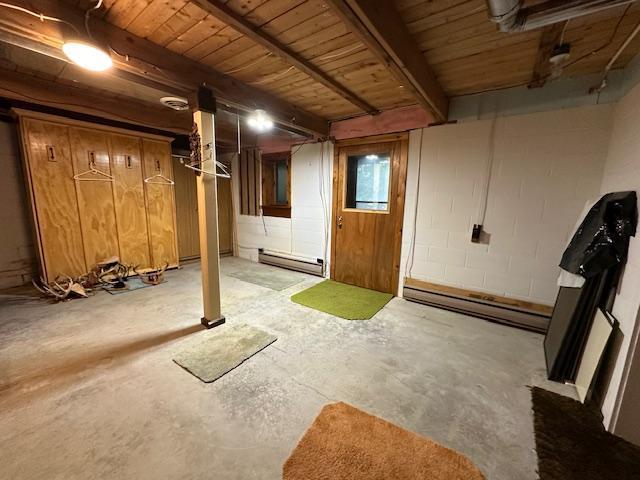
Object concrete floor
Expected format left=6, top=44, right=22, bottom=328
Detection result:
left=0, top=257, right=573, bottom=480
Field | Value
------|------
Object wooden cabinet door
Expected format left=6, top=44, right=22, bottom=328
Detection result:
left=69, top=127, right=120, bottom=268
left=109, top=133, right=151, bottom=268
left=21, top=119, right=86, bottom=281
left=142, top=139, right=178, bottom=267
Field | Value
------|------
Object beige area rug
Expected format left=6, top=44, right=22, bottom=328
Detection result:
left=283, top=402, right=485, bottom=480
left=173, top=324, right=276, bottom=383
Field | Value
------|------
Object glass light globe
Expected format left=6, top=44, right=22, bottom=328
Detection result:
left=62, top=41, right=113, bottom=72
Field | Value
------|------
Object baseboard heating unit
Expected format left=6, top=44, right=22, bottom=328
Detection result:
left=258, top=249, right=324, bottom=277
left=403, top=278, right=551, bottom=333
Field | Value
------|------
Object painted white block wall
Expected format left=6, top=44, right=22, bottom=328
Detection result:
left=598, top=81, right=640, bottom=432
left=232, top=142, right=333, bottom=273
left=0, top=119, right=37, bottom=289
left=399, top=104, right=613, bottom=304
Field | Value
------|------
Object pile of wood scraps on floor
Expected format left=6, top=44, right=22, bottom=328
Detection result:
left=31, top=256, right=168, bottom=301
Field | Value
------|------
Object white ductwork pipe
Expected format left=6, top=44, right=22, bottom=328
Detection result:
left=487, top=0, right=638, bottom=32
left=486, top=0, right=521, bottom=32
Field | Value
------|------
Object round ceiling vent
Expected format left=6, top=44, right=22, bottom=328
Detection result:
left=160, top=96, right=189, bottom=111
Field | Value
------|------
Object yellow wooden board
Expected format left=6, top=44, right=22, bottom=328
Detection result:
left=142, top=138, right=179, bottom=267
left=69, top=127, right=121, bottom=269
left=21, top=118, right=86, bottom=281
left=109, top=133, right=152, bottom=268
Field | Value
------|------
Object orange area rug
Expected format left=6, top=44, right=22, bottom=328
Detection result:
left=283, top=402, right=485, bottom=480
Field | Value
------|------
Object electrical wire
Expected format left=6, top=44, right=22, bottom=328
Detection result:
left=315, top=44, right=362, bottom=62
left=317, top=141, right=330, bottom=273
left=85, top=0, right=102, bottom=40
left=224, top=44, right=360, bottom=80
left=557, top=4, right=631, bottom=75
left=291, top=136, right=315, bottom=156
left=404, top=129, right=424, bottom=279
left=223, top=52, right=273, bottom=75
left=476, top=115, right=497, bottom=226
left=559, top=19, right=569, bottom=45
left=249, top=66, right=295, bottom=86
left=0, top=2, right=81, bottom=35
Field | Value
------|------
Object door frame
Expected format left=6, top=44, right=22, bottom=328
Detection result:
left=330, top=132, right=409, bottom=294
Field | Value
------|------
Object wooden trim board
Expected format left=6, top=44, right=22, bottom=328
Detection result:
left=404, top=277, right=553, bottom=316
left=12, top=109, right=175, bottom=142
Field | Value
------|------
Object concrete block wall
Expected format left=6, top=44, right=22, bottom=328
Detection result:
left=598, top=81, right=640, bottom=438
left=0, top=119, right=37, bottom=289
left=233, top=142, right=333, bottom=271
left=399, top=104, right=613, bottom=304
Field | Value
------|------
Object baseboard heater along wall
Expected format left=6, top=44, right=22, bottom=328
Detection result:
left=403, top=278, right=552, bottom=333
left=258, top=249, right=324, bottom=277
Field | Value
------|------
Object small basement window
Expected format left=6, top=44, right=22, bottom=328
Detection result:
left=345, top=152, right=391, bottom=211
left=261, top=151, right=291, bottom=218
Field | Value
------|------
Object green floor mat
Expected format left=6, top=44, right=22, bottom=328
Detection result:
left=225, top=265, right=306, bottom=291
left=291, top=280, right=393, bottom=320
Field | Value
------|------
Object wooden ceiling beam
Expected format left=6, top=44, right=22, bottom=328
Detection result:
left=529, top=22, right=566, bottom=88
left=327, top=0, right=448, bottom=122
left=0, top=67, right=192, bottom=133
left=0, top=0, right=328, bottom=136
left=191, top=0, right=379, bottom=115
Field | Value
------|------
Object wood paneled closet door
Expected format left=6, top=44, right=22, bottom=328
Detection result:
left=109, top=133, right=151, bottom=268
left=142, top=138, right=178, bottom=267
left=21, top=119, right=86, bottom=281
left=69, top=127, right=120, bottom=268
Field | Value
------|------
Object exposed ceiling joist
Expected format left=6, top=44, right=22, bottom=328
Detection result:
left=0, top=67, right=192, bottom=133
left=327, top=0, right=448, bottom=122
left=0, top=29, right=192, bottom=97
left=0, top=0, right=329, bottom=136
left=529, top=22, right=566, bottom=89
left=191, top=0, right=379, bottom=115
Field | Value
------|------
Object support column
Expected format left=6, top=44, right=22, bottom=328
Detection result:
left=192, top=86, right=225, bottom=328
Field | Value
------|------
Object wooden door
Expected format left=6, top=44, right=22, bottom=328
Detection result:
left=331, top=134, right=408, bottom=294
left=109, top=133, right=151, bottom=268
left=20, top=119, right=86, bottom=281
left=173, top=156, right=200, bottom=260
left=217, top=176, right=233, bottom=255
left=69, top=127, right=120, bottom=269
left=142, top=139, right=178, bottom=267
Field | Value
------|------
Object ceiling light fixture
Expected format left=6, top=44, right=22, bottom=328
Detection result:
left=247, top=109, right=274, bottom=132
left=62, top=40, right=113, bottom=72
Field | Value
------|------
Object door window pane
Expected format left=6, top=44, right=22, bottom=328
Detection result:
left=345, top=153, right=390, bottom=211
left=275, top=160, right=288, bottom=205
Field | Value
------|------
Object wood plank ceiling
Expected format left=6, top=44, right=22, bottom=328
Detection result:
left=7, top=0, right=640, bottom=123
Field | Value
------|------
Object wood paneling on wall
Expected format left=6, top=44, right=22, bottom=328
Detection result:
left=17, top=111, right=178, bottom=281
left=173, top=155, right=234, bottom=259
left=173, top=155, right=200, bottom=260
left=239, top=147, right=261, bottom=216
left=217, top=177, right=233, bottom=254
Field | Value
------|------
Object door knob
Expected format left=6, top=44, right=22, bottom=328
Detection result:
left=337, top=215, right=343, bottom=229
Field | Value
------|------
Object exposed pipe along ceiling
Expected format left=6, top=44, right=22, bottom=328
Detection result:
left=485, top=0, right=638, bottom=32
